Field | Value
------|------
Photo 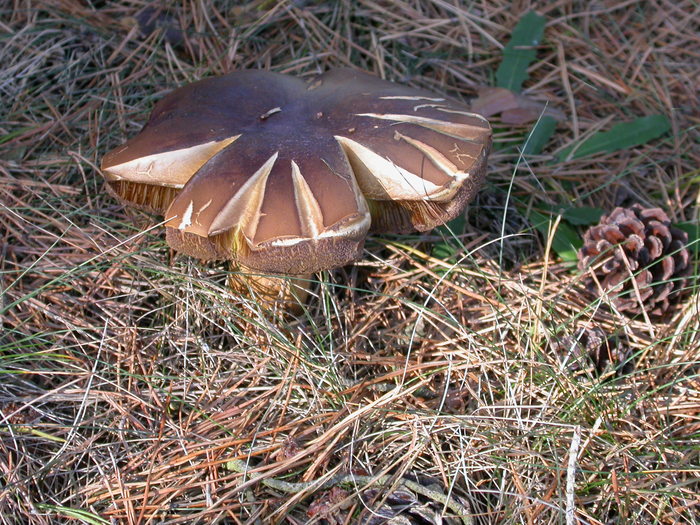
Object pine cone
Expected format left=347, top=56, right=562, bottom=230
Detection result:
left=578, top=205, right=690, bottom=316
left=552, top=327, right=634, bottom=376
left=361, top=477, right=469, bottom=525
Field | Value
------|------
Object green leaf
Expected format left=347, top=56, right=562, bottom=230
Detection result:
left=522, top=115, right=557, bottom=155
left=676, top=221, right=700, bottom=259
left=432, top=215, right=467, bottom=262
left=496, top=11, right=546, bottom=93
left=35, top=505, right=109, bottom=525
left=557, top=114, right=671, bottom=161
left=529, top=209, right=582, bottom=263
left=0, top=126, right=33, bottom=145
left=561, top=206, right=604, bottom=226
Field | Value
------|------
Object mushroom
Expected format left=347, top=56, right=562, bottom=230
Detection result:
left=101, top=68, right=491, bottom=303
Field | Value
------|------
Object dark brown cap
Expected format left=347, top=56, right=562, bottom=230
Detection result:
left=101, top=68, right=491, bottom=274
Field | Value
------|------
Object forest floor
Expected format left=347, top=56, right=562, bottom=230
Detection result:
left=1, top=1, right=698, bottom=524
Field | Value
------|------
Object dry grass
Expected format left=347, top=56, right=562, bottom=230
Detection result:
left=1, top=1, right=699, bottom=524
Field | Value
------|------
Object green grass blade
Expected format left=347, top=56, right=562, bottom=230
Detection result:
left=496, top=10, right=546, bottom=93
left=557, top=114, right=671, bottom=161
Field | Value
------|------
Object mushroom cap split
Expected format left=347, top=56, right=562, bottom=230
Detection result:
left=101, top=68, right=491, bottom=275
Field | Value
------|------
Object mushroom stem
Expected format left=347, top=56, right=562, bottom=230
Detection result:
left=228, top=264, right=312, bottom=308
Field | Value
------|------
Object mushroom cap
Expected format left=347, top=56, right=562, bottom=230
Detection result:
left=101, top=68, right=491, bottom=274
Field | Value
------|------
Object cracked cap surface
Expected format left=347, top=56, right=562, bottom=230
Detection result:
left=101, top=68, right=492, bottom=274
